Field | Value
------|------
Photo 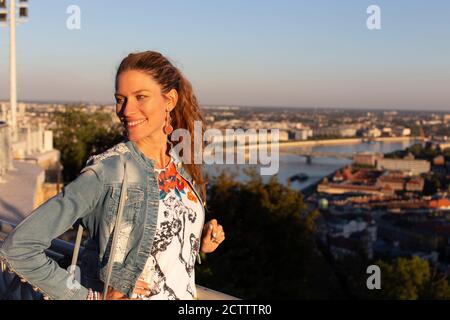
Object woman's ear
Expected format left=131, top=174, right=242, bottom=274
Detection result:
left=166, top=88, right=178, bottom=112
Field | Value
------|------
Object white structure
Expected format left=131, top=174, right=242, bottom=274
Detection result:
left=12, top=123, right=53, bottom=159
left=377, top=158, right=430, bottom=175
left=44, top=130, right=53, bottom=151
left=402, top=128, right=411, bottom=136
left=0, top=122, right=14, bottom=179
left=211, top=129, right=286, bottom=145
left=328, top=220, right=368, bottom=238
left=294, top=128, right=313, bottom=140
left=1, top=0, right=29, bottom=142
left=339, top=127, right=357, bottom=138
left=367, top=127, right=382, bottom=138
left=314, top=125, right=357, bottom=138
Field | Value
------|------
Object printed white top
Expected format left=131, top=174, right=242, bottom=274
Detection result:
left=133, top=156, right=204, bottom=300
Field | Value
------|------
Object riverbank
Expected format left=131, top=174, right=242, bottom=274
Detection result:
left=205, top=139, right=418, bottom=195
left=278, top=136, right=421, bottom=149
left=297, top=137, right=423, bottom=197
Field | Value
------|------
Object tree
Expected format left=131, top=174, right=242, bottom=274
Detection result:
left=195, top=169, right=343, bottom=299
left=424, top=175, right=441, bottom=196
left=375, top=256, right=450, bottom=300
left=51, top=105, right=124, bottom=183
left=344, top=256, right=450, bottom=300
left=444, top=148, right=450, bottom=162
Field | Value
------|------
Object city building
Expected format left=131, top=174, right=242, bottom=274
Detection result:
left=429, top=199, right=450, bottom=210
left=377, top=220, right=443, bottom=251
left=402, top=128, right=411, bottom=136
left=405, top=176, right=424, bottom=192
left=326, top=219, right=377, bottom=259
left=314, top=125, right=357, bottom=138
left=294, top=128, right=313, bottom=141
left=377, top=155, right=430, bottom=175
left=367, top=127, right=382, bottom=138
left=377, top=171, right=405, bottom=191
left=433, top=155, right=445, bottom=166
left=353, top=152, right=382, bottom=167
left=444, top=114, right=450, bottom=124
left=317, top=178, right=388, bottom=196
left=382, top=127, right=392, bottom=135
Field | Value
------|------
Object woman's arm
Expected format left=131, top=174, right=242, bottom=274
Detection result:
left=0, top=163, right=104, bottom=300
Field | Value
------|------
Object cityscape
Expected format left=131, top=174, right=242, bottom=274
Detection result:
left=1, top=0, right=450, bottom=302
left=1, top=101, right=449, bottom=276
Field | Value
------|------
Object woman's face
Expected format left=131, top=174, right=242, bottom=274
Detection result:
left=115, top=70, right=177, bottom=142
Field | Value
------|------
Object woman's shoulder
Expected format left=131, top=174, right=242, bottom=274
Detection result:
left=85, top=141, right=130, bottom=167
left=81, top=142, right=131, bottom=180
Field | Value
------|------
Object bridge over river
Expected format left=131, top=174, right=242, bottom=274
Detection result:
left=281, top=149, right=356, bottom=164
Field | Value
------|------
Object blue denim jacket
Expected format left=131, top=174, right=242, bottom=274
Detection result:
left=0, top=140, right=206, bottom=300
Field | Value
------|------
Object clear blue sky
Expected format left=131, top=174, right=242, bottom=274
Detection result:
left=0, top=0, right=449, bottom=110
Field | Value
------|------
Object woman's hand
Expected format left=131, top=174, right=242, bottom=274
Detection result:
left=132, top=278, right=151, bottom=297
left=100, top=279, right=150, bottom=300
left=200, top=219, right=225, bottom=254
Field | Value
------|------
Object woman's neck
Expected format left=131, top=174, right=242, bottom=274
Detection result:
left=134, top=134, right=171, bottom=169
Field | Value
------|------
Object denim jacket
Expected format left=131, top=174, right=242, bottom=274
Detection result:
left=0, top=139, right=206, bottom=300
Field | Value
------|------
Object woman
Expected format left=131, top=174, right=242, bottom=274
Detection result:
left=0, top=51, right=225, bottom=300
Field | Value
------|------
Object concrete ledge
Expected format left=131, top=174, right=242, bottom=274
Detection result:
left=0, top=160, right=45, bottom=224
left=196, top=285, right=240, bottom=300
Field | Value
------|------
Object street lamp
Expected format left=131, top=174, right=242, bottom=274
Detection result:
left=0, top=0, right=29, bottom=142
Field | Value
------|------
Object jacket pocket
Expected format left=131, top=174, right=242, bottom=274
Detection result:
left=106, top=186, right=144, bottom=226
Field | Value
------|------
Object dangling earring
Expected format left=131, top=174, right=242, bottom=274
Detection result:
left=164, top=109, right=173, bottom=135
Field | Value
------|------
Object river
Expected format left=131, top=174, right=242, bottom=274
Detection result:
left=203, top=139, right=419, bottom=191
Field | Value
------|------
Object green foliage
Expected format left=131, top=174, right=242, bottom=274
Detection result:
left=423, top=174, right=442, bottom=196
left=377, top=256, right=430, bottom=299
left=410, top=125, right=423, bottom=137
left=353, top=163, right=376, bottom=169
left=344, top=256, right=450, bottom=300
left=406, top=143, right=438, bottom=161
left=444, top=148, right=450, bottom=162
left=195, top=168, right=343, bottom=299
left=51, top=105, right=124, bottom=183
left=375, top=257, right=450, bottom=300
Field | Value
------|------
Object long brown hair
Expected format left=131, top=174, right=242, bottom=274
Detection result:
left=116, top=51, right=207, bottom=201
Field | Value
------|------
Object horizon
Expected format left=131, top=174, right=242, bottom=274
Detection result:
left=0, top=0, right=449, bottom=110
left=1, top=98, right=448, bottom=114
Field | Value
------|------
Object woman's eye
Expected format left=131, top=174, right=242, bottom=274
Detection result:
left=136, top=95, right=147, bottom=101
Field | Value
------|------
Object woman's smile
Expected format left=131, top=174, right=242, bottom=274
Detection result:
left=126, top=119, right=148, bottom=129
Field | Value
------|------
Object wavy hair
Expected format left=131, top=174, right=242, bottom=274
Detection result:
left=116, top=51, right=207, bottom=201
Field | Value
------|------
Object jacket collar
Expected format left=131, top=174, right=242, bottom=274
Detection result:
left=125, top=139, right=184, bottom=171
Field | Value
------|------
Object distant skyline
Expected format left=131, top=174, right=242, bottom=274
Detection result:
left=0, top=0, right=449, bottom=110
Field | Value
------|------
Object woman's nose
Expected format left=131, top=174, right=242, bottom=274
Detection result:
left=118, top=99, right=139, bottom=117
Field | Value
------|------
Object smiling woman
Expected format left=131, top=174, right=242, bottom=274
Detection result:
left=115, top=70, right=171, bottom=144
left=0, top=51, right=226, bottom=300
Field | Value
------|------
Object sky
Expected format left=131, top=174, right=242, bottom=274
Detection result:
left=0, top=0, right=449, bottom=110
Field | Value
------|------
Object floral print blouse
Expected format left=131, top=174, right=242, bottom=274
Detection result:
left=132, top=155, right=204, bottom=300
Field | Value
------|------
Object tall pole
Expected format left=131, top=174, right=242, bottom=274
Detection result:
left=9, top=0, right=17, bottom=142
